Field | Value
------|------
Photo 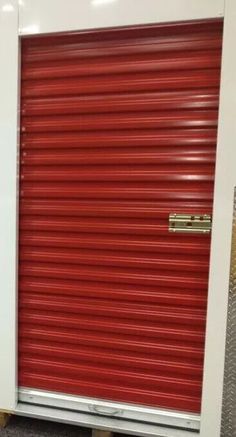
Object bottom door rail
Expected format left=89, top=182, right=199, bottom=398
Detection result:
left=18, top=387, right=200, bottom=436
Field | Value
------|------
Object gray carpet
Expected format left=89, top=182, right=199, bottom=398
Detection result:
left=0, top=416, right=91, bottom=436
left=0, top=416, right=128, bottom=436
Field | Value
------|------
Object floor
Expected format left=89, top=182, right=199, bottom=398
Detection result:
left=0, top=416, right=125, bottom=437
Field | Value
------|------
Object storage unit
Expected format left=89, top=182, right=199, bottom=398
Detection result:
left=0, top=1, right=236, bottom=437
left=19, top=19, right=222, bottom=416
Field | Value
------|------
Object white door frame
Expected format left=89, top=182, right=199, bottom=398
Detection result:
left=1, top=1, right=235, bottom=436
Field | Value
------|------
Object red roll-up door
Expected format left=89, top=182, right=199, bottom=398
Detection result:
left=19, top=19, right=223, bottom=414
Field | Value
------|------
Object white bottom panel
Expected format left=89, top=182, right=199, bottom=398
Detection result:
left=18, top=388, right=200, bottom=432
left=15, top=402, right=199, bottom=437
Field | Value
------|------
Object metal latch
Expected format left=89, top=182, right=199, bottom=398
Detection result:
left=169, top=213, right=212, bottom=234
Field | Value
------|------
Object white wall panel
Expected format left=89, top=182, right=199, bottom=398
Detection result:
left=201, top=1, right=236, bottom=436
left=0, top=0, right=19, bottom=411
left=19, top=0, right=224, bottom=35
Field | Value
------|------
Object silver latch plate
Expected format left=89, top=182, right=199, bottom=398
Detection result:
left=169, top=213, right=212, bottom=234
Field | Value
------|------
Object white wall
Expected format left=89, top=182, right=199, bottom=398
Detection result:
left=201, top=1, right=236, bottom=434
left=19, top=0, right=224, bottom=35
left=0, top=0, right=19, bottom=411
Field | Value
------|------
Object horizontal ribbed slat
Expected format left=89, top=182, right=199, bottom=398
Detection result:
left=21, top=150, right=216, bottom=165
left=22, top=69, right=220, bottom=98
left=19, top=19, right=223, bottom=413
left=20, top=310, right=204, bottom=343
left=19, top=277, right=206, bottom=307
left=20, top=340, right=202, bottom=376
left=20, top=231, right=210, bottom=254
left=20, top=166, right=215, bottom=183
left=20, top=325, right=204, bottom=359
left=20, top=199, right=214, bottom=219
left=21, top=111, right=218, bottom=133
left=21, top=128, right=217, bottom=149
left=22, top=22, right=221, bottom=61
left=20, top=246, right=209, bottom=272
left=21, top=51, right=221, bottom=80
left=21, top=90, right=219, bottom=116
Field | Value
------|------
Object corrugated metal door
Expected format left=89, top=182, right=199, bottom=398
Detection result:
left=19, top=19, right=223, bottom=414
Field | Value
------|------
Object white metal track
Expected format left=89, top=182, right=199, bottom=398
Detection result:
left=16, top=402, right=199, bottom=437
left=18, top=388, right=200, bottom=431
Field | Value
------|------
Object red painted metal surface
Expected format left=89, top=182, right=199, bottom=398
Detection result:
left=19, top=19, right=223, bottom=413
